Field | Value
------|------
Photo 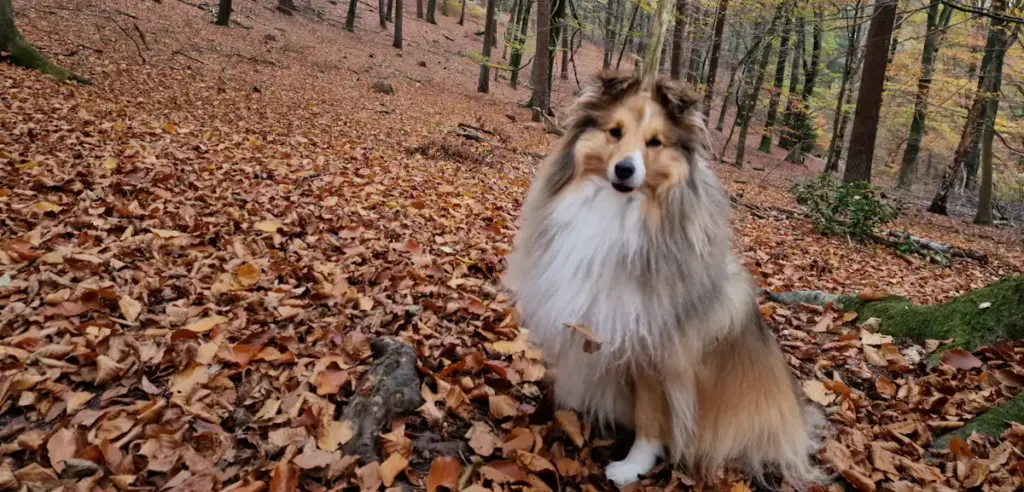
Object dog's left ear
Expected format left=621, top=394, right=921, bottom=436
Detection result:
left=654, top=77, right=701, bottom=120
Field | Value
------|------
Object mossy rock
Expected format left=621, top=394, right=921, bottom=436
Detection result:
left=836, top=276, right=1024, bottom=352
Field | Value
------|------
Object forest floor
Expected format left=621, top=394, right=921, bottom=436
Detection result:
left=3, top=1, right=1024, bottom=491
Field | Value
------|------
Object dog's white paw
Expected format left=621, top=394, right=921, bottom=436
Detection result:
left=605, top=459, right=648, bottom=488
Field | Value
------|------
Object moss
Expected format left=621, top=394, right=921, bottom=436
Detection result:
left=836, top=276, right=1024, bottom=352
left=933, top=393, right=1024, bottom=450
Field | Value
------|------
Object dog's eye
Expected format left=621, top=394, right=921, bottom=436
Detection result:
left=646, top=138, right=662, bottom=148
left=609, top=127, right=622, bottom=139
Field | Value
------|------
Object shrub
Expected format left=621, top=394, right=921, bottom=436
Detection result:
left=790, top=174, right=903, bottom=241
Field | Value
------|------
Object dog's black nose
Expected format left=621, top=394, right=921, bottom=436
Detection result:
left=614, top=160, right=635, bottom=180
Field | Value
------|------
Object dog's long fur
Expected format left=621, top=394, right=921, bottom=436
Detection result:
left=503, top=72, right=824, bottom=489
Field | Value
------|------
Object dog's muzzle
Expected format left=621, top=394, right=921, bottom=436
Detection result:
left=608, top=151, right=645, bottom=192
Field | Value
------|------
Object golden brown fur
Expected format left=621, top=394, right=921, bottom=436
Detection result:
left=503, top=71, right=825, bottom=489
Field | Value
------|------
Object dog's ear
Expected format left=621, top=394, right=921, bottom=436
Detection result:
left=654, top=77, right=701, bottom=121
left=595, top=70, right=640, bottom=101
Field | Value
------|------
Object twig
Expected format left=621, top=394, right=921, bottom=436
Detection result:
left=58, top=44, right=104, bottom=56
left=133, top=23, right=150, bottom=51
left=114, top=9, right=139, bottom=19
left=172, top=50, right=206, bottom=65
left=110, top=17, right=146, bottom=64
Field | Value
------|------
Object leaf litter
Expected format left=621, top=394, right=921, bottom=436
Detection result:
left=1, top=0, right=1024, bottom=490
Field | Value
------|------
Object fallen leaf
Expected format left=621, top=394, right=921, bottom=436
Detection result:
left=940, top=348, right=983, bottom=370
left=379, top=453, right=408, bottom=487
left=118, top=296, right=143, bottom=321
left=858, top=288, right=887, bottom=301
left=236, top=263, right=261, bottom=288
left=317, top=420, right=353, bottom=452
left=380, top=421, right=413, bottom=459
left=31, top=201, right=63, bottom=213
left=554, top=410, right=585, bottom=447
left=802, top=380, right=836, bottom=406
left=466, top=421, right=501, bottom=456
left=293, top=440, right=335, bottom=469
left=426, top=456, right=461, bottom=492
left=813, top=311, right=836, bottom=332
left=269, top=461, right=299, bottom=492
left=357, top=462, right=383, bottom=491
left=515, top=450, right=555, bottom=473
left=184, top=315, right=228, bottom=333
left=151, top=228, right=185, bottom=238
left=47, top=428, right=77, bottom=473
left=875, top=377, right=897, bottom=399
left=255, top=220, right=284, bottom=232
left=488, top=394, right=519, bottom=419
left=479, top=460, right=529, bottom=483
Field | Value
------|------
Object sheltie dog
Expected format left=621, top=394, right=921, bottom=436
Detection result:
left=503, top=72, right=824, bottom=489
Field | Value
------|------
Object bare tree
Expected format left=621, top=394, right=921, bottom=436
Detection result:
left=378, top=0, right=388, bottom=28
left=417, top=0, right=424, bottom=19
left=735, top=10, right=780, bottom=167
left=531, top=0, right=553, bottom=116
left=701, top=0, right=730, bottom=117
left=216, top=0, right=233, bottom=26
left=479, top=0, right=498, bottom=92
left=346, top=0, right=358, bottom=31
left=509, top=0, right=533, bottom=88
left=842, top=0, right=897, bottom=184
left=0, top=0, right=88, bottom=83
left=427, top=0, right=438, bottom=23
left=669, top=0, right=687, bottom=79
left=758, top=3, right=790, bottom=153
left=458, top=0, right=467, bottom=24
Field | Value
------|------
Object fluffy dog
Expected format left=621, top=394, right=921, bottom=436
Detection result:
left=502, top=72, right=824, bottom=489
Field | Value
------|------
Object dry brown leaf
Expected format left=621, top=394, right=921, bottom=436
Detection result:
left=939, top=348, right=983, bottom=371
left=183, top=315, right=228, bottom=333
left=479, top=459, right=529, bottom=483
left=858, top=288, right=888, bottom=301
left=31, top=201, right=63, bottom=213
left=118, top=296, right=143, bottom=321
left=515, top=449, right=555, bottom=473
left=488, top=394, right=519, bottom=419
left=236, top=263, right=261, bottom=288
left=268, top=427, right=309, bottom=448
left=502, top=427, right=534, bottom=456
left=379, top=453, right=409, bottom=487
left=875, top=378, right=897, bottom=399
left=169, top=363, right=209, bottom=395
left=870, top=443, right=898, bottom=475
left=357, top=461, right=383, bottom=491
left=95, top=355, right=127, bottom=385
left=269, top=461, right=299, bottom=492
left=554, top=410, right=585, bottom=447
left=863, top=345, right=888, bottom=367
left=466, top=421, right=501, bottom=456
left=317, top=420, right=353, bottom=452
left=426, top=456, right=462, bottom=492
left=293, top=440, right=336, bottom=469
left=813, top=311, right=836, bottom=333
left=380, top=421, right=414, bottom=459
left=255, top=220, right=284, bottom=233
left=47, top=427, right=77, bottom=473
left=802, top=380, right=836, bottom=406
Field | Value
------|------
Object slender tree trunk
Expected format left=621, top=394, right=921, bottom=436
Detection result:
left=346, top=0, right=358, bottom=31
left=378, top=0, right=388, bottom=28
left=973, top=21, right=1011, bottom=225
left=503, top=0, right=521, bottom=60
left=458, top=0, right=467, bottom=24
left=545, top=0, right=565, bottom=93
left=701, top=0, right=730, bottom=116
left=442, top=0, right=449, bottom=16
left=216, top=0, right=232, bottom=26
left=964, top=24, right=1001, bottom=191
left=779, top=14, right=803, bottom=148
left=616, top=2, right=641, bottom=69
left=896, top=1, right=951, bottom=190
left=417, top=0, right=424, bottom=19
left=278, top=0, right=295, bottom=11
left=387, top=0, right=394, bottom=21
left=842, top=0, right=897, bottom=184
left=532, top=0, right=552, bottom=115
left=736, top=11, right=779, bottom=167
left=394, top=0, right=404, bottom=48
left=642, top=0, right=676, bottom=82
left=669, top=0, right=687, bottom=79
left=479, top=0, right=498, bottom=92
left=426, top=0, right=437, bottom=23
left=0, top=0, right=88, bottom=83
left=825, top=5, right=862, bottom=173
left=509, top=0, right=532, bottom=88
left=758, top=4, right=790, bottom=153
left=561, top=27, right=570, bottom=79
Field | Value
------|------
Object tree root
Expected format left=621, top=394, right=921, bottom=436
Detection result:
left=340, top=337, right=424, bottom=462
left=932, top=393, right=1024, bottom=451
left=5, top=36, right=91, bottom=84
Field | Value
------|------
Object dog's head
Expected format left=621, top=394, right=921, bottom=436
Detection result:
left=548, top=71, right=710, bottom=202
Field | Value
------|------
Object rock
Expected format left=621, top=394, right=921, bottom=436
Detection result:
left=372, top=81, right=394, bottom=95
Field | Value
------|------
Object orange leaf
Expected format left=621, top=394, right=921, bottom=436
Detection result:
left=488, top=395, right=519, bottom=419
left=940, top=348, right=983, bottom=371
left=269, top=461, right=299, bottom=492
left=857, top=288, right=887, bottom=301
left=554, top=410, right=585, bottom=447
left=564, top=323, right=601, bottom=353
left=426, top=456, right=462, bottom=492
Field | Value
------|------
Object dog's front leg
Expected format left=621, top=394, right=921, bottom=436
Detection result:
left=605, top=371, right=668, bottom=488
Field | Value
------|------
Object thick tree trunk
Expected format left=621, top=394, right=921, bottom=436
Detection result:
left=642, top=0, right=676, bottom=82
left=758, top=5, right=790, bottom=153
left=701, top=0, right=730, bottom=117
left=963, top=25, right=1001, bottom=192
left=0, top=0, right=89, bottom=83
left=973, top=23, right=1010, bottom=225
left=278, top=0, right=295, bottom=13
left=669, top=0, right=687, bottom=79
left=426, top=0, right=437, bottom=23
left=346, top=0, right=358, bottom=31
left=545, top=0, right=565, bottom=94
left=509, top=0, right=532, bottom=88
left=378, top=0, right=388, bottom=28
left=897, top=2, right=951, bottom=190
left=735, top=11, right=779, bottom=167
left=842, top=0, right=897, bottom=184
left=216, top=0, right=232, bottom=26
left=387, top=0, right=394, bottom=21
left=479, top=0, right=498, bottom=92
left=394, top=0, right=404, bottom=48
left=417, top=0, right=424, bottom=19
left=531, top=0, right=552, bottom=115
left=458, top=0, right=467, bottom=24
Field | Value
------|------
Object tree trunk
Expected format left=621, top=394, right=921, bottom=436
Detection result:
left=842, top=0, right=897, bottom=184
left=963, top=25, right=1001, bottom=192
left=642, top=0, right=676, bottom=82
left=346, top=0, right=358, bottom=31
left=479, top=0, right=498, bottom=92
left=824, top=5, right=862, bottom=174
left=669, top=0, right=687, bottom=79
left=509, top=0, right=532, bottom=88
left=896, top=1, right=951, bottom=190
left=426, top=0, right=437, bottom=23
left=735, top=11, right=779, bottom=167
left=394, top=0, right=404, bottom=48
left=387, top=0, right=394, bottom=21
left=758, top=4, right=790, bottom=153
left=458, top=0, right=467, bottom=24
left=216, top=0, right=232, bottom=26
left=687, top=5, right=703, bottom=85
left=417, top=0, right=424, bottom=19
left=701, top=0, right=730, bottom=117
left=502, top=0, right=520, bottom=60
left=783, top=9, right=821, bottom=160
left=531, top=0, right=552, bottom=115
left=616, top=2, right=641, bottom=69
left=378, top=0, right=388, bottom=28
left=927, top=0, right=1007, bottom=215
left=778, top=14, right=803, bottom=149
left=0, top=0, right=88, bottom=83
left=561, top=26, right=570, bottom=79
left=441, top=0, right=449, bottom=16
left=278, top=0, right=295, bottom=13
left=973, top=22, right=1010, bottom=225
left=603, top=0, right=617, bottom=69
left=545, top=0, right=565, bottom=94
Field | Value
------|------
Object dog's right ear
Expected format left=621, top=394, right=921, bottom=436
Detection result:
left=595, top=70, right=640, bottom=101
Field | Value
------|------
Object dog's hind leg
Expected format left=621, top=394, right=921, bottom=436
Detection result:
left=604, top=370, right=670, bottom=488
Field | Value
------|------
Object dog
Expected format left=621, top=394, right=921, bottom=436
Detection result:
left=502, top=71, right=824, bottom=489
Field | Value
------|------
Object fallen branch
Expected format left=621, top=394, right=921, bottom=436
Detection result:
left=340, top=337, right=423, bottom=462
left=172, top=50, right=206, bottom=65
left=877, top=230, right=989, bottom=264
